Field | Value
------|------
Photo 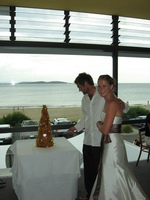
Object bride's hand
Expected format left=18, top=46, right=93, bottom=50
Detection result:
left=96, top=121, right=103, bottom=129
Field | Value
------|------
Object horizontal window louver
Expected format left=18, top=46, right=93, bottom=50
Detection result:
left=69, top=12, right=112, bottom=45
left=15, top=7, right=65, bottom=42
left=119, top=17, right=150, bottom=48
left=0, top=6, right=11, bottom=40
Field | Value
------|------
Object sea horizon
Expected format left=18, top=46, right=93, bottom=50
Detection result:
left=0, top=83, right=150, bottom=108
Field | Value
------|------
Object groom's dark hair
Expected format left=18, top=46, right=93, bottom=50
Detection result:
left=74, top=72, right=94, bottom=86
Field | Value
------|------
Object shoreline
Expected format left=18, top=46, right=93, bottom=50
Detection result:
left=0, top=105, right=150, bottom=122
left=0, top=103, right=149, bottom=109
left=0, top=106, right=83, bottom=122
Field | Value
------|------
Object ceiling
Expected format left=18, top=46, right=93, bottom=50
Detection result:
left=1, top=0, right=150, bottom=21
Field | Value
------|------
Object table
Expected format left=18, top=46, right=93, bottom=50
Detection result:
left=10, top=137, right=82, bottom=200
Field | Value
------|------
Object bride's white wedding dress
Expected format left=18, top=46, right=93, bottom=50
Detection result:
left=89, top=112, right=148, bottom=200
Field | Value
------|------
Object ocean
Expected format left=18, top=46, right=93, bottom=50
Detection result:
left=0, top=83, right=150, bottom=108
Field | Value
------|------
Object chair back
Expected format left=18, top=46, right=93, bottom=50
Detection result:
left=139, top=127, right=146, bottom=146
left=139, top=127, right=150, bottom=151
left=136, top=127, right=150, bottom=166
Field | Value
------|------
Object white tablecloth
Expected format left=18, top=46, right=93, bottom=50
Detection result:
left=10, top=137, right=82, bottom=200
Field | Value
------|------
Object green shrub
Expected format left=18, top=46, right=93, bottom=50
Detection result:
left=122, top=106, right=149, bottom=120
left=121, top=125, right=133, bottom=133
left=0, top=112, right=31, bottom=126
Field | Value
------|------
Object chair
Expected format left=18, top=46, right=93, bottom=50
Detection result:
left=0, top=145, right=12, bottom=189
left=0, top=145, right=11, bottom=169
left=0, top=145, right=12, bottom=178
left=136, top=127, right=150, bottom=166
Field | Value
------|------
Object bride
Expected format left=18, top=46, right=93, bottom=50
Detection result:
left=89, top=75, right=148, bottom=200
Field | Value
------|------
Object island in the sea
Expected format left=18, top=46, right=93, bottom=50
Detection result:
left=17, top=81, right=68, bottom=84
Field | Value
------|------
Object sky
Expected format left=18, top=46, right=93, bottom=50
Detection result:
left=0, top=7, right=150, bottom=84
left=0, top=53, right=150, bottom=84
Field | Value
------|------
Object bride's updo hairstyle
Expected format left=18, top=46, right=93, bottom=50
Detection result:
left=98, top=74, right=116, bottom=93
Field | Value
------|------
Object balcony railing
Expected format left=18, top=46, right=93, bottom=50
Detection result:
left=0, top=119, right=146, bottom=169
left=0, top=119, right=146, bottom=134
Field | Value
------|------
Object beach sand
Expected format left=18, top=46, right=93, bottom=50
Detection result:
left=0, top=106, right=83, bottom=122
left=0, top=105, right=150, bottom=123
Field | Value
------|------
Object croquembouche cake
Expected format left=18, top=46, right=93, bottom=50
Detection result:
left=35, top=105, right=54, bottom=147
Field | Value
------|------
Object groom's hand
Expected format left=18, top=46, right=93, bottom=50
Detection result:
left=117, top=98, right=125, bottom=111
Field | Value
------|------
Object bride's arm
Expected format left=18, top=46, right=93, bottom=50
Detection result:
left=97, top=101, right=117, bottom=135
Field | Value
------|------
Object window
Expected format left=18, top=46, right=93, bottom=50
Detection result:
left=119, top=16, right=150, bottom=48
left=15, top=7, right=65, bottom=42
left=0, top=6, right=11, bottom=40
left=70, top=11, right=112, bottom=45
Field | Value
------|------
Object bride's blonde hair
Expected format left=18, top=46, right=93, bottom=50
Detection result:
left=98, top=74, right=116, bottom=93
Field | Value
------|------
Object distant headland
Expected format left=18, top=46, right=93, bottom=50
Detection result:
left=17, top=81, right=68, bottom=84
left=0, top=81, right=68, bottom=85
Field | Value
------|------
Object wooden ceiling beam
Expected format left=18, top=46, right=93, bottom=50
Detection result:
left=1, top=0, right=150, bottom=20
